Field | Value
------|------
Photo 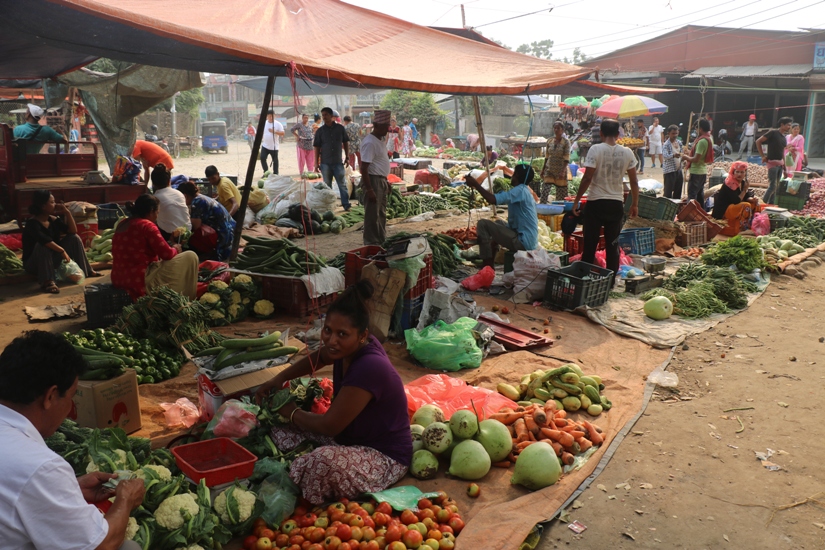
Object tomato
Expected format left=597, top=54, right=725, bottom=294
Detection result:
left=295, top=506, right=309, bottom=518
left=256, top=537, right=273, bottom=550
left=254, top=526, right=268, bottom=538
left=349, top=515, right=365, bottom=528
left=347, top=502, right=361, bottom=513
left=244, top=535, right=259, bottom=550
left=432, top=491, right=448, bottom=505
left=388, top=542, right=406, bottom=550
left=417, top=498, right=433, bottom=510
left=308, top=545, right=325, bottom=550
left=361, top=502, right=375, bottom=515
left=426, top=530, right=442, bottom=541
left=375, top=502, right=393, bottom=516
left=282, top=520, right=299, bottom=534
left=289, top=535, right=306, bottom=546
left=299, top=514, right=319, bottom=528
left=336, top=524, right=352, bottom=541
left=324, top=536, right=342, bottom=550
left=329, top=503, right=347, bottom=514
left=261, top=529, right=276, bottom=540
left=361, top=527, right=376, bottom=542
left=424, top=539, right=440, bottom=550
left=302, top=541, right=312, bottom=550
left=363, top=541, right=380, bottom=550
left=417, top=509, right=435, bottom=521
left=384, top=525, right=403, bottom=543
left=276, top=534, right=291, bottom=547
left=422, top=518, right=436, bottom=531
left=437, top=538, right=454, bottom=550
left=363, top=516, right=375, bottom=529
left=350, top=526, right=363, bottom=541
left=309, top=528, right=327, bottom=543
left=413, top=523, right=428, bottom=536
left=401, top=529, right=423, bottom=549
left=355, top=509, right=370, bottom=519
left=400, top=510, right=418, bottom=526
left=331, top=510, right=346, bottom=523
left=326, top=527, right=339, bottom=538
left=372, top=513, right=389, bottom=527
left=315, top=516, right=330, bottom=529
left=373, top=536, right=387, bottom=550
left=447, top=517, right=464, bottom=535
left=438, top=525, right=453, bottom=535
left=435, top=509, right=451, bottom=524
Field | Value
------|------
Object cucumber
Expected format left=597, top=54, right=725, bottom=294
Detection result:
left=214, top=346, right=299, bottom=371
left=220, top=331, right=282, bottom=349
left=194, top=346, right=224, bottom=358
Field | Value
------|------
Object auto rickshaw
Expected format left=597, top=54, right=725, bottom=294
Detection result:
left=201, top=121, right=228, bottom=153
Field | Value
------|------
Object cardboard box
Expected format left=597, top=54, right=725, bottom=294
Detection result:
left=70, top=369, right=142, bottom=434
left=198, top=364, right=289, bottom=421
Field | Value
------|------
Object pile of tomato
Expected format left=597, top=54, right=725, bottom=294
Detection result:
left=243, top=492, right=464, bottom=550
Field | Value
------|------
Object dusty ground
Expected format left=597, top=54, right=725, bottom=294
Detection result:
left=539, top=265, right=825, bottom=549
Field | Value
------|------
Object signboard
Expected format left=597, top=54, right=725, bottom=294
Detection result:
left=815, top=42, right=825, bottom=71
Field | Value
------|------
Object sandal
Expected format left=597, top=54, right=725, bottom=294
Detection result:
left=42, top=282, right=59, bottom=294
left=88, top=271, right=103, bottom=278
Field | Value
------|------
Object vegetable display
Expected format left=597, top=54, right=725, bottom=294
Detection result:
left=197, top=275, right=261, bottom=326
left=643, top=283, right=728, bottom=318
left=701, top=235, right=766, bottom=272
left=232, top=236, right=326, bottom=276
left=435, top=186, right=479, bottom=212
left=0, top=243, right=23, bottom=275
left=536, top=220, right=564, bottom=252
left=63, top=328, right=182, bottom=384
left=115, top=287, right=224, bottom=355
left=384, top=232, right=461, bottom=277
left=86, top=225, right=117, bottom=263
left=496, top=363, right=612, bottom=417
left=663, top=263, right=758, bottom=311
left=242, top=492, right=466, bottom=550
left=785, top=178, right=825, bottom=217
left=441, top=227, right=477, bottom=248
left=195, top=331, right=298, bottom=372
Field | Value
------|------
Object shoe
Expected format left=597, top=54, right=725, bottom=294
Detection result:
left=651, top=164, right=656, bottom=168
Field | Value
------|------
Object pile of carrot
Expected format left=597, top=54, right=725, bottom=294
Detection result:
left=487, top=401, right=605, bottom=468
left=442, top=227, right=477, bottom=248
left=674, top=247, right=703, bottom=258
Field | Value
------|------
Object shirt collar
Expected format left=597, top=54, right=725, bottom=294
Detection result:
left=0, top=403, right=46, bottom=446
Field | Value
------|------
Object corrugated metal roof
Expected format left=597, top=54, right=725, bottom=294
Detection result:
left=684, top=65, right=812, bottom=78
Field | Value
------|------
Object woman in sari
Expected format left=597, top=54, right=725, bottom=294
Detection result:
left=711, top=161, right=758, bottom=236
left=785, top=123, right=805, bottom=172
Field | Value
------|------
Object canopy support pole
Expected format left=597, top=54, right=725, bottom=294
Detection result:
left=472, top=95, right=495, bottom=220
left=230, top=75, right=274, bottom=260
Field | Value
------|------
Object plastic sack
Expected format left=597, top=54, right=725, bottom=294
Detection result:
left=248, top=189, right=270, bottom=213
left=0, top=234, right=23, bottom=251
left=55, top=260, right=85, bottom=284
left=461, top=266, right=495, bottom=291
left=196, top=260, right=231, bottom=298
left=578, top=248, right=633, bottom=269
left=512, top=248, right=560, bottom=304
left=111, top=155, right=142, bottom=184
left=264, top=174, right=298, bottom=201
left=160, top=398, right=200, bottom=428
left=205, top=399, right=260, bottom=438
left=618, top=265, right=646, bottom=279
left=404, top=373, right=517, bottom=419
left=305, top=182, right=337, bottom=212
left=243, top=208, right=256, bottom=229
left=751, top=212, right=770, bottom=236
left=388, top=254, right=426, bottom=293
left=404, top=317, right=483, bottom=371
left=415, top=289, right=483, bottom=331
left=256, top=458, right=301, bottom=525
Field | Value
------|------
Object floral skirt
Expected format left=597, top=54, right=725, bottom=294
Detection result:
left=271, top=424, right=408, bottom=505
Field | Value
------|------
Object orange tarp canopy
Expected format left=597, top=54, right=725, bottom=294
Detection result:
left=1, top=0, right=590, bottom=94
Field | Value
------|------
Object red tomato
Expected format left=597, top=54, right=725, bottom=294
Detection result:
left=435, top=509, right=451, bottom=524
left=309, top=528, right=327, bottom=544
left=276, top=534, right=290, bottom=547
left=417, top=498, right=432, bottom=510
left=375, top=502, right=393, bottom=516
left=438, top=525, right=453, bottom=535
left=253, top=518, right=268, bottom=529
left=432, top=491, right=448, bottom=505
left=351, top=527, right=363, bottom=541
left=402, top=529, right=423, bottom=549
left=400, top=510, right=418, bottom=526
left=447, top=517, right=464, bottom=535
left=349, top=515, right=365, bottom=528
left=302, top=541, right=312, bottom=550
left=244, top=535, right=259, bottom=550
left=336, top=524, right=352, bottom=541
left=295, top=506, right=308, bottom=518
left=372, top=513, right=389, bottom=527
left=308, top=545, right=324, bottom=550
left=388, top=542, right=407, bottom=550
left=362, top=527, right=376, bottom=541
left=347, top=502, right=361, bottom=513
left=289, top=535, right=305, bottom=546
left=427, top=530, right=442, bottom=541
left=324, top=536, right=342, bottom=550
left=256, top=537, right=273, bottom=550
left=384, top=525, right=403, bottom=543
left=363, top=516, right=376, bottom=529
left=373, top=536, right=387, bottom=550
left=261, top=529, right=276, bottom=540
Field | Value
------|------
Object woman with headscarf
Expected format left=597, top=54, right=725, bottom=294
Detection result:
left=176, top=182, right=236, bottom=262
left=785, top=123, right=805, bottom=173
left=711, top=161, right=758, bottom=234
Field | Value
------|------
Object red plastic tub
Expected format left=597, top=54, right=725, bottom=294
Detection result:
left=172, top=438, right=257, bottom=486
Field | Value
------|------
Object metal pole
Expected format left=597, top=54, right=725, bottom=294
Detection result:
left=461, top=4, right=466, bottom=27
left=230, top=75, right=274, bottom=260
left=454, top=97, right=460, bottom=138
left=472, top=95, right=495, bottom=220
left=171, top=93, right=177, bottom=138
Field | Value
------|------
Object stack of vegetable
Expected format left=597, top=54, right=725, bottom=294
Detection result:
left=496, top=363, right=612, bottom=416
left=435, top=186, right=479, bottom=212
left=0, top=242, right=23, bottom=275
left=63, top=329, right=182, bottom=384
left=272, top=205, right=349, bottom=234
left=327, top=252, right=347, bottom=271
left=195, top=331, right=298, bottom=371
left=536, top=220, right=564, bottom=251
left=757, top=234, right=807, bottom=265
left=86, top=226, right=115, bottom=263
left=341, top=205, right=366, bottom=225
left=414, top=146, right=440, bottom=158
left=301, top=171, right=322, bottom=180
left=702, top=235, right=767, bottom=272
left=442, top=226, right=477, bottom=248
left=787, top=178, right=825, bottom=217
left=114, top=287, right=224, bottom=356
left=232, top=236, right=327, bottom=276
left=771, top=226, right=822, bottom=249
left=197, top=275, right=265, bottom=326
left=383, top=232, right=461, bottom=277
left=441, top=148, right=483, bottom=162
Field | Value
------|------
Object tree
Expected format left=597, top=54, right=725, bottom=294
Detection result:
left=380, top=91, right=444, bottom=126
left=562, top=48, right=590, bottom=65
left=306, top=96, right=325, bottom=115
left=456, top=96, right=494, bottom=116
left=156, top=89, right=205, bottom=117
left=516, top=39, right=554, bottom=60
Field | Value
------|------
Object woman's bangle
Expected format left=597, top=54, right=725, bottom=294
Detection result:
left=290, top=408, right=299, bottom=424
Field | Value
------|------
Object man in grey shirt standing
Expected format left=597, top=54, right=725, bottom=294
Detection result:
left=359, top=110, right=392, bottom=245
left=313, top=107, right=351, bottom=211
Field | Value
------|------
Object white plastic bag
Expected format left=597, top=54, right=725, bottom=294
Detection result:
left=306, top=182, right=337, bottom=212
left=264, top=174, right=299, bottom=201
left=160, top=398, right=200, bottom=428
left=512, top=248, right=560, bottom=304
left=243, top=208, right=256, bottom=229
left=648, top=367, right=678, bottom=387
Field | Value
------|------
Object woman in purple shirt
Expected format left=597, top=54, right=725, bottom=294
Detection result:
left=256, top=280, right=411, bottom=504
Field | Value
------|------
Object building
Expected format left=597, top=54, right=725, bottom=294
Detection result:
left=584, top=26, right=825, bottom=158
left=199, top=74, right=265, bottom=134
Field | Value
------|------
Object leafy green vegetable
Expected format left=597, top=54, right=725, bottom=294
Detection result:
left=701, top=235, right=767, bottom=272
left=643, top=281, right=728, bottom=319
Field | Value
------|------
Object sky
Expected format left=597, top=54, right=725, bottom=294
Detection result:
left=342, top=0, right=825, bottom=62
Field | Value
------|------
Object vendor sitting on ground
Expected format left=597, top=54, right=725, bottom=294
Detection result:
left=13, top=104, right=66, bottom=154
left=23, top=190, right=100, bottom=294
left=111, top=194, right=198, bottom=300
left=150, top=163, right=191, bottom=242
left=464, top=163, right=538, bottom=269
left=0, top=330, right=146, bottom=550
left=711, top=161, right=759, bottom=234
left=255, top=280, right=411, bottom=505
left=177, top=181, right=236, bottom=262
left=205, top=165, right=241, bottom=219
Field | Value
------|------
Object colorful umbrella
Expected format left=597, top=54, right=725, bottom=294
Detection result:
left=595, top=95, right=668, bottom=119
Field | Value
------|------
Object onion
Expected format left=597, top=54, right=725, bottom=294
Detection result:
left=510, top=442, right=562, bottom=490
left=448, top=440, right=492, bottom=480
left=411, top=404, right=445, bottom=428
left=448, top=409, right=479, bottom=439
left=474, top=419, right=512, bottom=462
left=644, top=296, right=673, bottom=320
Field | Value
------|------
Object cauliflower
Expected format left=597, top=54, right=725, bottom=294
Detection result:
left=85, top=449, right=129, bottom=473
left=253, top=299, right=274, bottom=317
left=228, top=304, right=241, bottom=319
left=154, top=493, right=200, bottom=530
left=199, top=292, right=221, bottom=306
left=230, top=291, right=242, bottom=305
left=85, top=458, right=99, bottom=473
left=242, top=298, right=250, bottom=305
left=208, top=280, right=229, bottom=291
left=208, top=310, right=225, bottom=320
left=233, top=274, right=253, bottom=285
left=213, top=486, right=257, bottom=525
left=125, top=517, right=139, bottom=541
left=135, top=464, right=172, bottom=481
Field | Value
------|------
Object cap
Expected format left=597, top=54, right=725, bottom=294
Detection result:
left=553, top=120, right=565, bottom=128
left=373, top=110, right=391, bottom=124
left=332, top=110, right=340, bottom=118
left=27, top=104, right=44, bottom=119
left=749, top=114, right=756, bottom=120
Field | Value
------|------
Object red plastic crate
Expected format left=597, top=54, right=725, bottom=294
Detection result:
left=564, top=230, right=605, bottom=256
left=676, top=200, right=723, bottom=239
left=172, top=438, right=257, bottom=487
left=344, top=246, right=432, bottom=300
left=259, top=275, right=337, bottom=318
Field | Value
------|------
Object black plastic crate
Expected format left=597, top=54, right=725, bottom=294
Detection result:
left=85, top=283, right=133, bottom=328
left=543, top=261, right=613, bottom=310
left=399, top=295, right=425, bottom=331
left=96, top=203, right=126, bottom=230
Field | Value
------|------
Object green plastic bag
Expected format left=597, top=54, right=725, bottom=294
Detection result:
left=404, top=317, right=483, bottom=371
left=364, top=486, right=441, bottom=511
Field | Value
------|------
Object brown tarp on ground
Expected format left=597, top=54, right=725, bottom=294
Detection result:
left=0, top=0, right=591, bottom=94
left=137, top=296, right=668, bottom=550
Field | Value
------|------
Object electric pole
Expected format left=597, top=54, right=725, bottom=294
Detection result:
left=461, top=4, right=466, bottom=27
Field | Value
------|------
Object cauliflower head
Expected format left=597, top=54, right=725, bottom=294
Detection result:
left=233, top=274, right=252, bottom=285
left=199, top=292, right=221, bottom=305
left=253, top=300, right=274, bottom=317
left=230, top=291, right=242, bottom=305
left=208, top=310, right=226, bottom=320
left=242, top=298, right=250, bottom=305
left=125, top=517, right=139, bottom=541
left=213, top=487, right=257, bottom=525
left=154, top=493, right=199, bottom=530
left=208, top=280, right=229, bottom=291
left=228, top=304, right=242, bottom=319
left=136, top=464, right=172, bottom=481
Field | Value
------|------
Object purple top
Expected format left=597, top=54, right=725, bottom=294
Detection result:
left=333, top=335, right=412, bottom=466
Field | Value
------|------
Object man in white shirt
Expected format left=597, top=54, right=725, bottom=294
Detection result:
left=260, top=109, right=285, bottom=174
left=151, top=168, right=191, bottom=241
left=575, top=119, right=639, bottom=280
left=0, top=331, right=145, bottom=550
left=647, top=117, right=665, bottom=168
left=737, top=114, right=759, bottom=159
left=359, top=110, right=392, bottom=245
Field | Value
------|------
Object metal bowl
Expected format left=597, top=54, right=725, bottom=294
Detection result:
left=642, top=257, right=666, bottom=274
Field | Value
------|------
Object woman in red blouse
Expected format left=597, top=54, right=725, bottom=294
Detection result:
left=111, top=194, right=198, bottom=300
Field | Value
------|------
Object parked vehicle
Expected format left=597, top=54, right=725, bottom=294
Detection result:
left=202, top=121, right=228, bottom=153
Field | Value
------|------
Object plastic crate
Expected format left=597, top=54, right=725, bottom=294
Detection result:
left=399, top=295, right=424, bottom=331
left=624, top=194, right=679, bottom=221
left=344, top=246, right=432, bottom=300
left=617, top=227, right=655, bottom=255
left=776, top=194, right=807, bottom=211
left=778, top=180, right=811, bottom=202
left=708, top=175, right=726, bottom=186
left=768, top=215, right=787, bottom=231
left=84, top=284, right=133, bottom=328
left=564, top=230, right=605, bottom=256
left=550, top=250, right=570, bottom=266
left=96, top=203, right=126, bottom=230
left=676, top=222, right=707, bottom=248
left=172, top=438, right=257, bottom=487
left=256, top=274, right=338, bottom=317
left=544, top=261, right=614, bottom=310
left=676, top=200, right=724, bottom=239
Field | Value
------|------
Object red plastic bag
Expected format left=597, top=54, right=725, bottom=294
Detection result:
left=189, top=224, right=218, bottom=254
left=404, top=373, right=517, bottom=420
left=0, top=234, right=23, bottom=251
left=196, top=260, right=231, bottom=298
left=570, top=248, right=632, bottom=269
left=461, top=266, right=495, bottom=291
left=209, top=399, right=260, bottom=438
left=751, top=212, right=770, bottom=236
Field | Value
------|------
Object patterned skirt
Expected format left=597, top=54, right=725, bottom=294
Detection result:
left=271, top=424, right=408, bottom=505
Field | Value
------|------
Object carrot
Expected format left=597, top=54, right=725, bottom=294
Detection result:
left=554, top=417, right=568, bottom=427
left=532, top=408, right=547, bottom=427
left=523, top=415, right=540, bottom=436
left=561, top=452, right=575, bottom=466
left=506, top=424, right=516, bottom=438
left=567, top=430, right=586, bottom=439
left=540, top=428, right=575, bottom=448
left=527, top=430, right=536, bottom=442
left=544, top=400, right=557, bottom=416
left=513, top=418, right=529, bottom=442
left=498, top=407, right=515, bottom=414
left=488, top=411, right=525, bottom=425
left=492, top=460, right=512, bottom=468
left=576, top=437, right=593, bottom=452
left=507, top=452, right=518, bottom=463
left=581, top=420, right=604, bottom=445
left=549, top=441, right=563, bottom=456
left=515, top=440, right=535, bottom=451
left=554, top=410, right=567, bottom=419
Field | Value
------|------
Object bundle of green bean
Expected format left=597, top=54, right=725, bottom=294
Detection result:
left=0, top=243, right=23, bottom=275
left=643, top=282, right=728, bottom=319
left=195, top=331, right=298, bottom=371
left=341, top=205, right=365, bottom=225
left=233, top=236, right=326, bottom=276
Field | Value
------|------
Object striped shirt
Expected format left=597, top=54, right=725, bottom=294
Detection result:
left=662, top=139, right=681, bottom=174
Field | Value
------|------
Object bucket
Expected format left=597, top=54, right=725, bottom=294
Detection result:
left=569, top=163, right=579, bottom=177
left=77, top=220, right=99, bottom=248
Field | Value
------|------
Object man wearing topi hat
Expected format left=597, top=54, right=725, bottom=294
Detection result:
left=359, top=110, right=392, bottom=245
left=737, top=114, right=758, bottom=159
left=13, top=104, right=65, bottom=154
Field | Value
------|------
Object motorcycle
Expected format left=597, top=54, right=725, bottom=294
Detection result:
left=143, top=125, right=169, bottom=153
